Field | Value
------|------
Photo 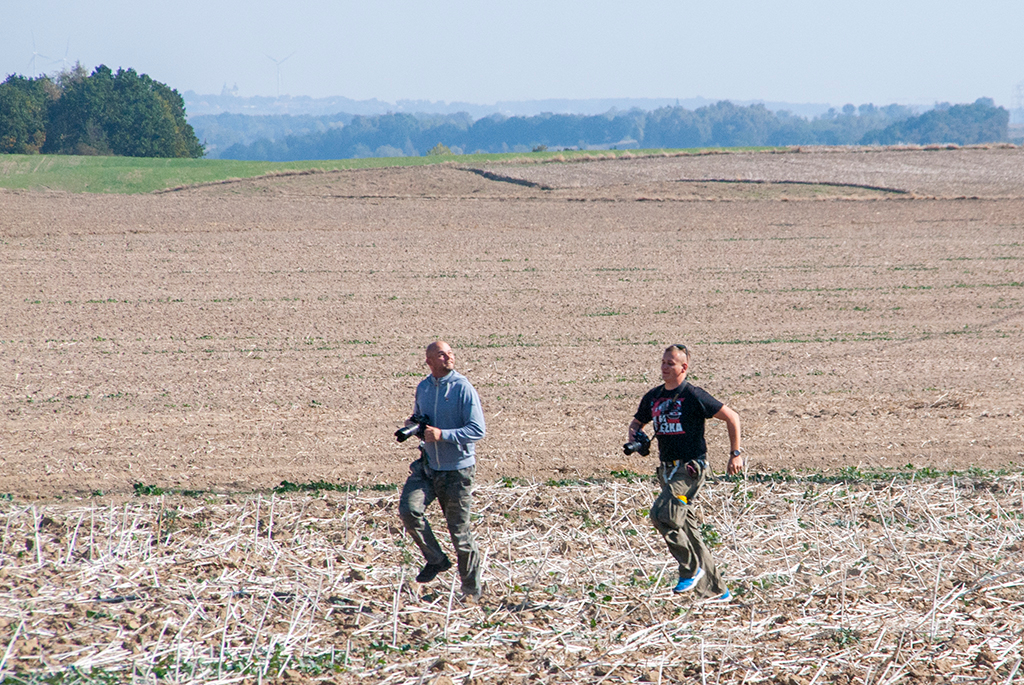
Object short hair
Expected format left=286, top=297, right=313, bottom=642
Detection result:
left=665, top=343, right=690, bottom=364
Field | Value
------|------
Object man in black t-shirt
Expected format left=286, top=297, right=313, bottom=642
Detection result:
left=628, top=344, right=742, bottom=600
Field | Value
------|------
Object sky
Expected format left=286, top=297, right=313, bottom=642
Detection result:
left=3, top=0, right=1024, bottom=111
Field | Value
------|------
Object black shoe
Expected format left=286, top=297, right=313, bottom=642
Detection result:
left=461, top=581, right=485, bottom=602
left=415, top=558, right=452, bottom=583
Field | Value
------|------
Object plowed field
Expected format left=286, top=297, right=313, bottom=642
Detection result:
left=2, top=147, right=1023, bottom=498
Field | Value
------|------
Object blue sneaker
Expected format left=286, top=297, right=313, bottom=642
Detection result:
left=706, top=588, right=732, bottom=602
left=672, top=567, right=705, bottom=593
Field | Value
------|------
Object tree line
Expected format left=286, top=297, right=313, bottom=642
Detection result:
left=215, top=99, right=1008, bottom=162
left=2, top=65, right=1008, bottom=163
left=0, top=65, right=203, bottom=157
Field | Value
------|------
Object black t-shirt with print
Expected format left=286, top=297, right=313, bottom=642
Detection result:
left=633, top=381, right=724, bottom=463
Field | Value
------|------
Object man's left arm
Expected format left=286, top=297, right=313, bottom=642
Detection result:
left=445, top=385, right=485, bottom=444
left=423, top=385, right=486, bottom=445
left=713, top=405, right=743, bottom=475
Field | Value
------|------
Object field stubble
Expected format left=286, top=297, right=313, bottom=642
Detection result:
left=0, top=473, right=1022, bottom=683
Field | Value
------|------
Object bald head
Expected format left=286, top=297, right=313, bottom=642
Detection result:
left=426, top=341, right=449, bottom=355
left=425, top=341, right=455, bottom=377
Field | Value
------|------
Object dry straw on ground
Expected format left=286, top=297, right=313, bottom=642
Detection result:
left=1, top=469, right=1022, bottom=684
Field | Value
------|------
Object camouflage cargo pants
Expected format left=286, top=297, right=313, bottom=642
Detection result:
left=649, top=458, right=726, bottom=599
left=398, top=456, right=481, bottom=595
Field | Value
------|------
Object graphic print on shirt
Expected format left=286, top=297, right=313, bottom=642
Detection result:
left=652, top=398, right=686, bottom=435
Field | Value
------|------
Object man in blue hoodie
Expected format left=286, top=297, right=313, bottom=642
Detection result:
left=398, top=341, right=487, bottom=599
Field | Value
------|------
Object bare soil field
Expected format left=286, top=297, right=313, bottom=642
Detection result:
left=2, top=147, right=1022, bottom=499
left=1, top=147, right=1023, bottom=683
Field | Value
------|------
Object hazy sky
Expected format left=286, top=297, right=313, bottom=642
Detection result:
left=3, top=0, right=1023, bottom=109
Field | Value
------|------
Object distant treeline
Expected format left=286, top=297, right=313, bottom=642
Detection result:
left=0, top=65, right=203, bottom=157
left=214, top=99, right=1009, bottom=162
left=1, top=68, right=1010, bottom=163
left=192, top=112, right=354, bottom=159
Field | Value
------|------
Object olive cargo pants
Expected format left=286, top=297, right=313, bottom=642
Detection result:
left=649, top=459, right=726, bottom=599
left=398, top=457, right=482, bottom=595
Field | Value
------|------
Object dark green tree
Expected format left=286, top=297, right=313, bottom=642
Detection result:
left=0, top=74, right=55, bottom=153
left=42, top=64, right=114, bottom=154
left=861, top=98, right=1008, bottom=145
left=42, top=65, right=204, bottom=157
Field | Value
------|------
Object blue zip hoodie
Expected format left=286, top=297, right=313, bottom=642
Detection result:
left=413, top=369, right=486, bottom=471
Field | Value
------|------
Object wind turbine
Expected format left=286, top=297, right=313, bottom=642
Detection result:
left=49, top=38, right=72, bottom=72
left=28, top=33, right=50, bottom=76
left=266, top=52, right=295, bottom=97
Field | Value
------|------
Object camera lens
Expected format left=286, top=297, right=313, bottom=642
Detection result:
left=395, top=425, right=418, bottom=442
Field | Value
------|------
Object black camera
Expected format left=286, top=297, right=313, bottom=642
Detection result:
left=623, top=429, right=651, bottom=456
left=395, top=413, right=430, bottom=443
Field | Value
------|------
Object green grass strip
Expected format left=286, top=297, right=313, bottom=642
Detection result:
left=0, top=464, right=1017, bottom=503
left=272, top=480, right=397, bottom=494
